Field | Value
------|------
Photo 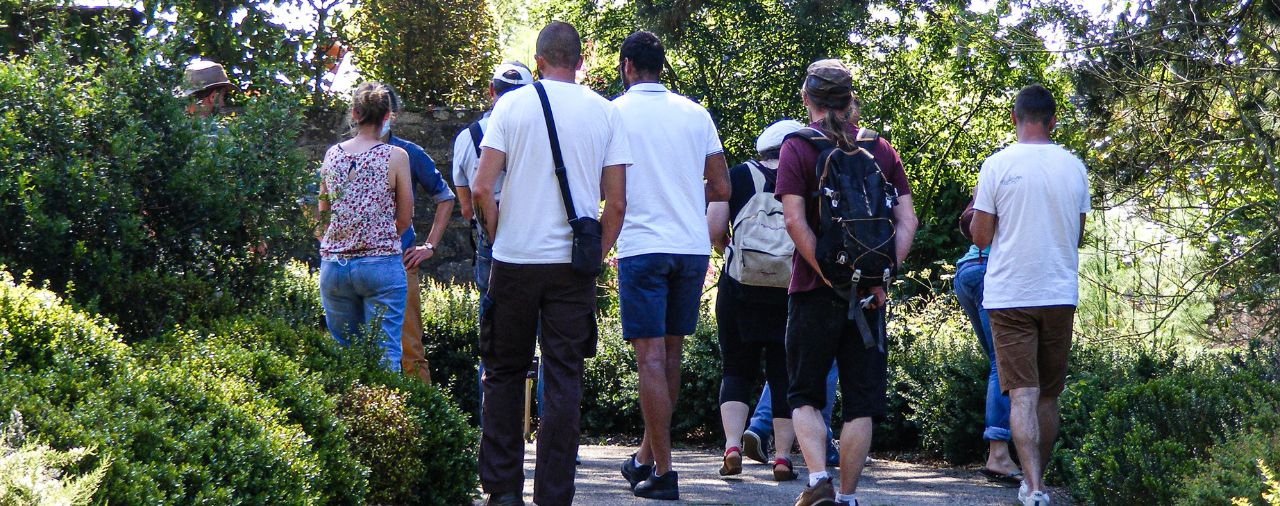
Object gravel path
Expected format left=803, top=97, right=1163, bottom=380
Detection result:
left=476, top=444, right=1072, bottom=505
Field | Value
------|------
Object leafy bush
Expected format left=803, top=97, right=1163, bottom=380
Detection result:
left=420, top=281, right=482, bottom=422
left=0, top=269, right=478, bottom=505
left=346, top=0, right=499, bottom=107
left=884, top=289, right=989, bottom=462
left=1061, top=360, right=1280, bottom=504
left=0, top=410, right=107, bottom=506
left=0, top=36, right=311, bottom=338
left=204, top=316, right=480, bottom=506
left=338, top=384, right=424, bottom=505
left=1178, top=415, right=1280, bottom=506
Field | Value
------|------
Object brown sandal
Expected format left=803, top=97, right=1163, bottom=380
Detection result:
left=773, top=457, right=797, bottom=481
left=719, top=446, right=743, bottom=476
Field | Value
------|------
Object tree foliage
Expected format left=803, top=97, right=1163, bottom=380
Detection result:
left=1064, top=0, right=1280, bottom=341
left=346, top=0, right=501, bottom=108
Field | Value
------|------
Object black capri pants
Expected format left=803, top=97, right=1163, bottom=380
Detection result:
left=716, top=283, right=790, bottom=417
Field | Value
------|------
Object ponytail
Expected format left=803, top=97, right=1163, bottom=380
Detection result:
left=819, top=107, right=856, bottom=150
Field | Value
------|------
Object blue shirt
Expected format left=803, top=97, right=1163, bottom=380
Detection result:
left=956, top=244, right=990, bottom=266
left=389, top=135, right=455, bottom=250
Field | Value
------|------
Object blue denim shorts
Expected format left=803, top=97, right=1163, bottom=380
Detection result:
left=617, top=253, right=710, bottom=340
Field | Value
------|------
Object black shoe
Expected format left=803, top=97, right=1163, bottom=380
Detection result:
left=485, top=492, right=524, bottom=506
left=633, top=470, right=679, bottom=500
left=621, top=453, right=653, bottom=491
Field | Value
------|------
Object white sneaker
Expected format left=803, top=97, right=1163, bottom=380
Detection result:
left=1022, top=491, right=1051, bottom=506
left=1017, top=481, right=1029, bottom=502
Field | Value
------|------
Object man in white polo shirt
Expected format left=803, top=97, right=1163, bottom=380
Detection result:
left=471, top=21, right=631, bottom=506
left=971, top=84, right=1090, bottom=506
left=612, top=30, right=729, bottom=501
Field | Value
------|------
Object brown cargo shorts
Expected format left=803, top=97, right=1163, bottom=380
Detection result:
left=988, top=305, right=1075, bottom=396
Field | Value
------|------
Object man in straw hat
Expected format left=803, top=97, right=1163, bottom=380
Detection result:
left=180, top=59, right=234, bottom=118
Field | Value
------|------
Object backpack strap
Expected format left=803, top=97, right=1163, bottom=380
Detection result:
left=468, top=121, right=484, bottom=158
left=743, top=160, right=770, bottom=194
left=855, top=128, right=879, bottom=144
left=784, top=128, right=834, bottom=152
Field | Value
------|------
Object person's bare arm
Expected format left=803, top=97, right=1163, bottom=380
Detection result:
left=704, top=153, right=730, bottom=203
left=472, top=147, right=505, bottom=241
left=404, top=197, right=455, bottom=269
left=456, top=186, right=474, bottom=222
left=892, top=195, right=919, bottom=268
left=390, top=148, right=413, bottom=236
left=707, top=201, right=730, bottom=254
left=782, top=194, right=828, bottom=286
left=600, top=164, right=627, bottom=257
left=971, top=210, right=997, bottom=250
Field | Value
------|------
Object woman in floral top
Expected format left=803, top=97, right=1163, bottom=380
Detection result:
left=317, top=82, right=414, bottom=371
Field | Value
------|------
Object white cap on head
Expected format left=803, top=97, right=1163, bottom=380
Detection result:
left=756, top=119, right=806, bottom=154
left=492, top=62, right=534, bottom=86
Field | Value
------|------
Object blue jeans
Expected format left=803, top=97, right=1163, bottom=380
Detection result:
left=954, top=261, right=1012, bottom=442
left=320, top=255, right=406, bottom=372
left=749, top=363, right=839, bottom=449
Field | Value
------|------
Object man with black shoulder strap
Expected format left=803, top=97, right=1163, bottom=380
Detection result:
left=776, top=59, right=918, bottom=506
left=471, top=21, right=631, bottom=506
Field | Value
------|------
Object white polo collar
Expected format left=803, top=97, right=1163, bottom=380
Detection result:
left=627, top=82, right=668, bottom=93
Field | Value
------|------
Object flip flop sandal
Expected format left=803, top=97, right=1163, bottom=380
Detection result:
left=720, top=446, right=743, bottom=476
left=979, top=468, right=1023, bottom=486
left=773, top=457, right=798, bottom=481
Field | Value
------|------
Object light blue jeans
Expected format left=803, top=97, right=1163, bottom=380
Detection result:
left=320, top=254, right=406, bottom=372
left=954, top=260, right=1012, bottom=442
left=749, top=363, right=839, bottom=458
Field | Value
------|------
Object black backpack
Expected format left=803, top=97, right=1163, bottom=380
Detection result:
left=787, top=127, right=899, bottom=292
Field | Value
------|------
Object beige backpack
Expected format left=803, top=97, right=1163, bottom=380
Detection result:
left=725, top=161, right=794, bottom=288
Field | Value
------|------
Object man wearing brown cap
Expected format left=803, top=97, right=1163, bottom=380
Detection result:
left=180, top=60, right=234, bottom=118
left=775, top=59, right=918, bottom=506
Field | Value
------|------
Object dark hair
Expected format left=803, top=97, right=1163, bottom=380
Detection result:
left=1014, top=84, right=1056, bottom=128
left=351, top=81, right=392, bottom=127
left=536, top=21, right=582, bottom=70
left=620, top=30, right=664, bottom=77
left=387, top=86, right=402, bottom=113
left=803, top=82, right=859, bottom=150
left=492, top=62, right=531, bottom=96
left=759, top=148, right=782, bottom=161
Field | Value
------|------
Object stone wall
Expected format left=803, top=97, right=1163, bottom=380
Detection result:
left=300, top=107, right=485, bottom=284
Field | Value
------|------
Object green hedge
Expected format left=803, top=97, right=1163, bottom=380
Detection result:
left=0, top=34, right=311, bottom=338
left=0, top=270, right=478, bottom=505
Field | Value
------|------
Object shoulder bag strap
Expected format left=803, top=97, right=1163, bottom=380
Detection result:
left=468, top=121, right=484, bottom=158
left=533, top=81, right=578, bottom=222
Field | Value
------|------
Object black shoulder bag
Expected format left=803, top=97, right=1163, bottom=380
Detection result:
left=533, top=81, right=603, bottom=277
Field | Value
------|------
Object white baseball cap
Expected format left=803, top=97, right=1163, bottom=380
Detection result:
left=492, top=62, right=534, bottom=86
left=756, top=119, right=806, bottom=154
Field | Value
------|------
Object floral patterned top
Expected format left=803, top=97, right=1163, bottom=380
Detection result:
left=319, top=143, right=402, bottom=260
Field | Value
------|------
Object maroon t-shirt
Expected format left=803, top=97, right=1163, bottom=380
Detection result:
left=774, top=121, right=913, bottom=294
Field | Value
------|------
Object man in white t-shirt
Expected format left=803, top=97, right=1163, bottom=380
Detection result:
left=470, top=21, right=631, bottom=506
left=612, top=30, right=729, bottom=501
left=970, top=84, right=1090, bottom=506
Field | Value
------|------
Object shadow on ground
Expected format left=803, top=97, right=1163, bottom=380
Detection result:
left=474, top=444, right=1073, bottom=505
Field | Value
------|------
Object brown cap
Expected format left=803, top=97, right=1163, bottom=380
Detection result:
left=179, top=60, right=233, bottom=98
left=804, top=59, right=853, bottom=105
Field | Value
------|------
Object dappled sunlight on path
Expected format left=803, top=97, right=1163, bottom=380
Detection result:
left=475, top=444, right=1072, bottom=505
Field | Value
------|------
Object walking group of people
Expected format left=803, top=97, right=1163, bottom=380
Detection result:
left=296, top=18, right=1089, bottom=506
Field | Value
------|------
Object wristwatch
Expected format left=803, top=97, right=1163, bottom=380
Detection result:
left=423, top=242, right=434, bottom=251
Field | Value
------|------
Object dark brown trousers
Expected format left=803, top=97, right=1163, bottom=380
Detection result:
left=478, top=261, right=596, bottom=506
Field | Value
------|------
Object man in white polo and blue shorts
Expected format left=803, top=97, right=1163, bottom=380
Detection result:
left=613, top=30, right=730, bottom=501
